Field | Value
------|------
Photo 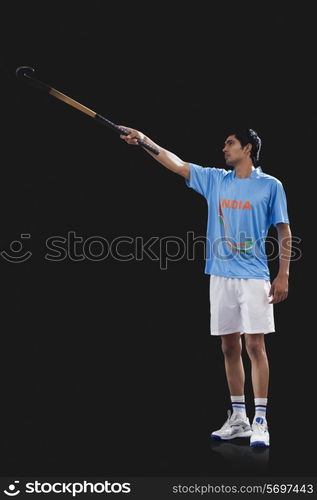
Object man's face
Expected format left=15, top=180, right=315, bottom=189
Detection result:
left=222, top=135, right=250, bottom=167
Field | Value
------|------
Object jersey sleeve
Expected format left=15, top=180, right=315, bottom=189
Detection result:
left=269, top=180, right=290, bottom=226
left=185, top=163, right=223, bottom=199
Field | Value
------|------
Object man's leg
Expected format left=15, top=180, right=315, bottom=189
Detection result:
left=244, top=333, right=269, bottom=398
left=221, top=333, right=245, bottom=395
left=211, top=332, right=252, bottom=440
left=244, top=333, right=270, bottom=447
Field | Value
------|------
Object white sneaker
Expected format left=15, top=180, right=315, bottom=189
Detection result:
left=211, top=410, right=252, bottom=440
left=250, top=417, right=270, bottom=447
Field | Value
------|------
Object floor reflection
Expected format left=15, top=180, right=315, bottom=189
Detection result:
left=210, top=439, right=269, bottom=472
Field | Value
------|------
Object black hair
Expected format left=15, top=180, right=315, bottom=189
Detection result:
left=229, top=128, right=262, bottom=165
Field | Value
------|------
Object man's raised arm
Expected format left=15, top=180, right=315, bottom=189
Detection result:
left=119, top=126, right=190, bottom=179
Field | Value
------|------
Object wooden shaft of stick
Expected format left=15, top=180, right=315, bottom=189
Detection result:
left=49, top=88, right=97, bottom=118
left=48, top=87, right=161, bottom=154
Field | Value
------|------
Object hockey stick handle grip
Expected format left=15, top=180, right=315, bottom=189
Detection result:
left=95, top=114, right=160, bottom=155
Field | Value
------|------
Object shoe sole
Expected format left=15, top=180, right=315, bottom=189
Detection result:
left=250, top=440, right=269, bottom=447
left=211, top=430, right=252, bottom=440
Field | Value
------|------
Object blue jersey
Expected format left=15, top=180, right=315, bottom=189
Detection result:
left=185, top=164, right=289, bottom=280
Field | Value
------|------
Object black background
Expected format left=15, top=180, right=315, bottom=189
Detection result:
left=1, top=1, right=315, bottom=479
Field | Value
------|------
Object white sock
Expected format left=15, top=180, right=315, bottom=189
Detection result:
left=230, top=395, right=246, bottom=419
left=254, top=397, right=267, bottom=422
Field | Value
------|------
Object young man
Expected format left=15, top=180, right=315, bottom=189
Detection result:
left=120, top=127, right=291, bottom=448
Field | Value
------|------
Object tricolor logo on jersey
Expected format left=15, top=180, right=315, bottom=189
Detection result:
left=218, top=203, right=254, bottom=253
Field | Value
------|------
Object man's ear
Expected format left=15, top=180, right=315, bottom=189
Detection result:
left=244, top=143, right=252, bottom=155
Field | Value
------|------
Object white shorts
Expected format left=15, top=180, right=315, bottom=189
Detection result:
left=209, top=275, right=275, bottom=335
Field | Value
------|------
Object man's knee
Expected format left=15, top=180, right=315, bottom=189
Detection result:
left=245, top=334, right=266, bottom=359
left=221, top=333, right=241, bottom=358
